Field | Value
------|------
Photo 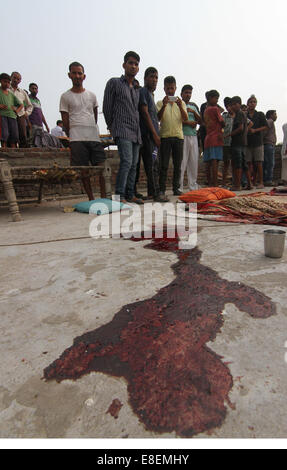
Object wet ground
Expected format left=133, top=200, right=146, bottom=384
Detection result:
left=1, top=191, right=287, bottom=439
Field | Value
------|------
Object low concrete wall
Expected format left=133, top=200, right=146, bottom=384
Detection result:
left=0, top=145, right=284, bottom=202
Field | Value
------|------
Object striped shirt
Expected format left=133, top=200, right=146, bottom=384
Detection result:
left=103, top=75, right=141, bottom=144
left=10, top=87, right=33, bottom=118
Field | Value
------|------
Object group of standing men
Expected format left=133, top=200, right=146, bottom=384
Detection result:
left=219, top=94, right=277, bottom=190
left=2, top=51, right=277, bottom=201
left=103, top=53, right=196, bottom=203
left=58, top=51, right=202, bottom=202
left=59, top=51, right=279, bottom=202
left=0, top=71, right=49, bottom=148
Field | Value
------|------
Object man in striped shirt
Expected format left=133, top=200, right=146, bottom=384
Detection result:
left=103, top=51, right=143, bottom=204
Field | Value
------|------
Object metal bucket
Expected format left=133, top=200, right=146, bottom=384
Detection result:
left=264, top=230, right=286, bottom=259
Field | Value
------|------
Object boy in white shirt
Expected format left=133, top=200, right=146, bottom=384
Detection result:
left=51, top=120, right=67, bottom=138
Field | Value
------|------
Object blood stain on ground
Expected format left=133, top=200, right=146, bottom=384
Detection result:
left=106, top=399, right=123, bottom=419
left=44, top=232, right=276, bottom=437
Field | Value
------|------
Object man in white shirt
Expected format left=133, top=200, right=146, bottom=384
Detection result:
left=51, top=120, right=67, bottom=138
left=60, top=62, right=105, bottom=200
left=10, top=71, right=33, bottom=147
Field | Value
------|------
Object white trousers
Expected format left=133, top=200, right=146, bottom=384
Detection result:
left=180, top=135, right=199, bottom=191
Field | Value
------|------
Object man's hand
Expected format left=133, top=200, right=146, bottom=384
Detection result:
left=249, top=128, right=256, bottom=134
left=163, top=96, right=169, bottom=106
left=176, top=97, right=183, bottom=108
left=153, top=134, right=161, bottom=149
left=158, top=97, right=169, bottom=121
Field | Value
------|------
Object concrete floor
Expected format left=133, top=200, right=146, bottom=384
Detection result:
left=0, top=192, right=287, bottom=439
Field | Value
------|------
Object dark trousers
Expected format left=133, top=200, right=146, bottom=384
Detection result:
left=199, top=126, right=206, bottom=151
left=159, top=137, right=183, bottom=194
left=141, top=134, right=160, bottom=197
left=263, top=144, right=275, bottom=183
left=17, top=115, right=28, bottom=148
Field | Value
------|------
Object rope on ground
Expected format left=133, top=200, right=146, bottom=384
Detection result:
left=0, top=225, right=269, bottom=248
left=0, top=236, right=91, bottom=247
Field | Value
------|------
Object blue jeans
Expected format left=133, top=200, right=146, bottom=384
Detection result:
left=263, top=144, right=275, bottom=183
left=115, top=138, right=140, bottom=199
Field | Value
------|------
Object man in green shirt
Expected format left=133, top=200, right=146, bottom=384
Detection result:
left=0, top=73, right=23, bottom=148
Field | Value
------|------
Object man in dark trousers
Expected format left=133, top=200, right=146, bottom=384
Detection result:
left=263, top=110, right=277, bottom=186
left=246, top=95, right=268, bottom=188
left=60, top=62, right=105, bottom=200
left=156, top=76, right=188, bottom=198
left=139, top=67, right=168, bottom=202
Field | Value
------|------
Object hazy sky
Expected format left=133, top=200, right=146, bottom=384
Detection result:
left=2, top=0, right=287, bottom=140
